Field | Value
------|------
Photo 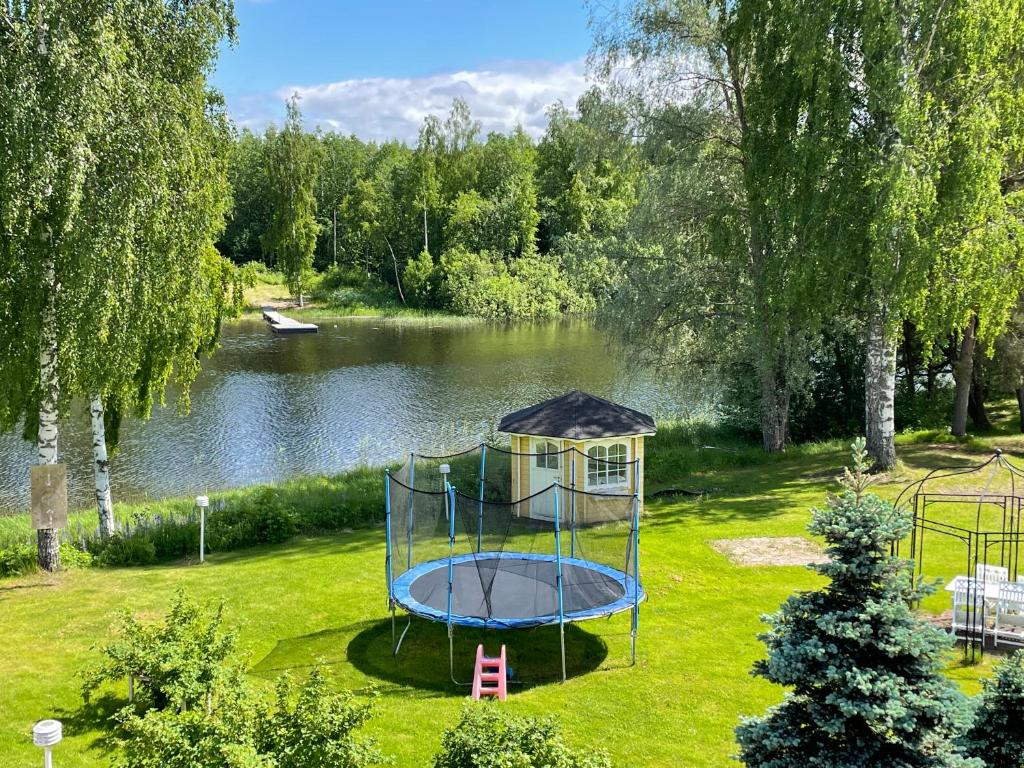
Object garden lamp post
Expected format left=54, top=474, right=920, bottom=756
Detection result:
left=196, top=495, right=209, bottom=563
left=32, top=719, right=61, bottom=768
left=440, top=464, right=450, bottom=520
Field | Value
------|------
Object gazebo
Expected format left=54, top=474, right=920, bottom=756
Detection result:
left=498, top=390, right=656, bottom=521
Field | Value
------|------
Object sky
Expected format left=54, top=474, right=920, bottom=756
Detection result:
left=214, top=0, right=599, bottom=143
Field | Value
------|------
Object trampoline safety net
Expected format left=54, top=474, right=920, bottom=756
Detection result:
left=385, top=444, right=642, bottom=630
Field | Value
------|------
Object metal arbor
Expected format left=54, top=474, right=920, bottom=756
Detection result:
left=893, top=450, right=1024, bottom=659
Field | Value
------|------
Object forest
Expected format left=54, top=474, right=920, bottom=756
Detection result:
left=218, top=92, right=634, bottom=319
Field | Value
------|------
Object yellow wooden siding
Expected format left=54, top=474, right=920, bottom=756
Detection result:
left=508, top=433, right=646, bottom=520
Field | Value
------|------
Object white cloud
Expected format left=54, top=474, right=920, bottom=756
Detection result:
left=231, top=58, right=592, bottom=143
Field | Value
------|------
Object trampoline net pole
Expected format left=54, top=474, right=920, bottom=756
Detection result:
left=632, top=475, right=640, bottom=665
left=385, top=472, right=393, bottom=607
left=407, top=453, right=415, bottom=571
left=570, top=457, right=577, bottom=558
left=553, top=488, right=566, bottom=683
left=478, top=445, right=486, bottom=553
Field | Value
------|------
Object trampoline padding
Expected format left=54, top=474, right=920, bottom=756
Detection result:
left=391, top=552, right=643, bottom=629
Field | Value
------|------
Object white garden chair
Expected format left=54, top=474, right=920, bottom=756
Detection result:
left=976, top=564, right=1009, bottom=583
left=994, top=582, right=1024, bottom=648
left=952, top=580, right=988, bottom=643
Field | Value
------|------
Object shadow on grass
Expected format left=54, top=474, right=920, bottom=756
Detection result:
left=54, top=692, right=122, bottom=757
left=252, top=617, right=610, bottom=696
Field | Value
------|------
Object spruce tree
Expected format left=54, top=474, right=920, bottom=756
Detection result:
left=963, top=650, right=1024, bottom=768
left=735, top=439, right=978, bottom=768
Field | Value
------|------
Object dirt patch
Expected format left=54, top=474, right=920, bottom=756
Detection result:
left=710, top=536, right=830, bottom=567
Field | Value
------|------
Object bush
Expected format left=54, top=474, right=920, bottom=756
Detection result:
left=87, top=592, right=385, bottom=768
left=404, top=248, right=440, bottom=308
left=82, top=589, right=238, bottom=712
left=438, top=247, right=587, bottom=320
left=433, top=705, right=610, bottom=768
left=963, top=650, right=1024, bottom=767
left=60, top=541, right=94, bottom=570
left=95, top=535, right=158, bottom=568
left=0, top=541, right=37, bottom=577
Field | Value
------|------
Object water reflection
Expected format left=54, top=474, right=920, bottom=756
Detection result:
left=0, top=318, right=711, bottom=511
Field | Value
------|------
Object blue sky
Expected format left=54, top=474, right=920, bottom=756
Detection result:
left=214, top=1, right=598, bottom=141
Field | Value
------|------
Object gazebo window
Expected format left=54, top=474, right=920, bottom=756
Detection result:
left=535, top=441, right=560, bottom=469
left=587, top=442, right=628, bottom=488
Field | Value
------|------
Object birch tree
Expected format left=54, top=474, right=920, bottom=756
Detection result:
left=263, top=97, right=322, bottom=307
left=591, top=0, right=817, bottom=452
left=731, top=0, right=1024, bottom=467
left=0, top=0, right=237, bottom=565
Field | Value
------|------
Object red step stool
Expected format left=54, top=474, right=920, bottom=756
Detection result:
left=471, top=644, right=507, bottom=701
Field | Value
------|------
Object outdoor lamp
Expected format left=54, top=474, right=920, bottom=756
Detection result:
left=32, top=719, right=61, bottom=768
left=440, top=464, right=451, bottom=519
left=196, top=495, right=209, bottom=563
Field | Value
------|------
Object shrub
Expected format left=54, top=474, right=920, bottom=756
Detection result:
left=433, top=704, right=610, bottom=768
left=404, top=249, right=440, bottom=308
left=87, top=592, right=385, bottom=768
left=60, top=541, right=94, bottom=570
left=438, top=247, right=587, bottom=320
left=82, top=589, right=238, bottom=712
left=0, top=541, right=37, bottom=577
left=95, top=535, right=157, bottom=568
left=963, top=650, right=1024, bottom=767
left=115, top=666, right=384, bottom=768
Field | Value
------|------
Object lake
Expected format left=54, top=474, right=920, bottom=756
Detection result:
left=0, top=318, right=712, bottom=512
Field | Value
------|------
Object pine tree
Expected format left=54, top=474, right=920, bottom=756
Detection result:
left=735, top=439, right=978, bottom=768
left=963, top=650, right=1024, bottom=768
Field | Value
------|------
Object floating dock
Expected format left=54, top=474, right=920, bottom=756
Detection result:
left=261, top=306, right=318, bottom=334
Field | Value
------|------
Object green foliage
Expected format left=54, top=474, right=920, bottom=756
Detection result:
left=114, top=666, right=384, bottom=768
left=0, top=541, right=37, bottom=578
left=735, top=439, right=978, bottom=767
left=95, top=535, right=158, bottom=568
left=403, top=249, right=440, bottom=308
left=85, top=593, right=384, bottom=768
left=0, top=0, right=239, bottom=434
left=222, top=96, right=619, bottom=319
left=82, top=590, right=238, bottom=712
left=262, top=98, right=323, bottom=302
left=433, top=705, right=610, bottom=768
left=257, top=668, right=384, bottom=768
left=963, top=651, right=1024, bottom=768
left=438, top=247, right=586, bottom=319
left=537, top=89, right=640, bottom=248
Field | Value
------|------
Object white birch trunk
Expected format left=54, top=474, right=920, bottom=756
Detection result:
left=90, top=394, right=115, bottom=537
left=37, top=259, right=61, bottom=571
left=864, top=307, right=898, bottom=471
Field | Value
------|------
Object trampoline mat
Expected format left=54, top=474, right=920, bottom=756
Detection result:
left=393, top=553, right=639, bottom=628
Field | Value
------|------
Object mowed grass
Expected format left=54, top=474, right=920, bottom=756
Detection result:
left=2, top=431, right=1022, bottom=766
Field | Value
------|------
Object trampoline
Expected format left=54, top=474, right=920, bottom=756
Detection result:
left=393, top=552, right=643, bottom=629
left=384, top=444, right=645, bottom=683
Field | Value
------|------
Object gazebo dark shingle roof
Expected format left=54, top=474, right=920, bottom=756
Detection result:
left=498, top=390, right=656, bottom=441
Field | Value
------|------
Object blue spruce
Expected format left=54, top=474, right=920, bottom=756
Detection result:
left=736, top=439, right=978, bottom=768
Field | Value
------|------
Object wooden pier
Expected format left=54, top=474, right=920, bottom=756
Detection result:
left=261, top=306, right=319, bottom=334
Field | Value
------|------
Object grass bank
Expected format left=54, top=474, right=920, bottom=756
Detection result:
left=237, top=264, right=468, bottom=323
left=2, top=421, right=1023, bottom=766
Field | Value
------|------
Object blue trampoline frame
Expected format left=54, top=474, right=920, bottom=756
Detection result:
left=391, top=551, right=645, bottom=630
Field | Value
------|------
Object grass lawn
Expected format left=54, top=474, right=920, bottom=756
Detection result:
left=3, top=429, right=1022, bottom=765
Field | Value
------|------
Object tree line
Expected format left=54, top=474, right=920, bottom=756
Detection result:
left=218, top=91, right=641, bottom=319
